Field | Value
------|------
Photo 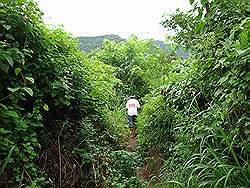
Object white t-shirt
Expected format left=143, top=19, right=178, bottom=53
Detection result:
left=126, top=98, right=140, bottom=116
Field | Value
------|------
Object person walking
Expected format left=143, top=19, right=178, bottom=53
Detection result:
left=126, top=95, right=140, bottom=137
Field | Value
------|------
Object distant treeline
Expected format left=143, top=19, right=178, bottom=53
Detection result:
left=77, top=34, right=124, bottom=52
left=77, top=35, right=189, bottom=58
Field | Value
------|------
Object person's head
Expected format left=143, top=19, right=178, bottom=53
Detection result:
left=130, top=95, right=136, bottom=99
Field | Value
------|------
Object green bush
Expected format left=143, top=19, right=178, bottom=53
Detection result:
left=107, top=150, right=141, bottom=188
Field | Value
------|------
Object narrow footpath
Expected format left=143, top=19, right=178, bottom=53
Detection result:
left=126, top=135, right=163, bottom=187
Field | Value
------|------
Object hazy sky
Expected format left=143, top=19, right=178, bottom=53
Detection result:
left=37, top=0, right=191, bottom=40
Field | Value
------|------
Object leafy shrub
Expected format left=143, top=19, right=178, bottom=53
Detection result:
left=107, top=150, right=141, bottom=188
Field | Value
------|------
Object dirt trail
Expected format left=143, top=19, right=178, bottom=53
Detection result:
left=127, top=135, right=137, bottom=151
left=126, top=135, right=163, bottom=187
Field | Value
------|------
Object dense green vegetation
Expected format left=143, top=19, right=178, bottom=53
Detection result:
left=0, top=0, right=249, bottom=187
left=139, top=0, right=249, bottom=187
left=77, top=35, right=189, bottom=59
left=0, top=1, right=126, bottom=187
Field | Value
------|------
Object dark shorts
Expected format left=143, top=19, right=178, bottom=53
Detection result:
left=128, top=115, right=136, bottom=128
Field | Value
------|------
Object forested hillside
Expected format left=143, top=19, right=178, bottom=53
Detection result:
left=78, top=35, right=189, bottom=59
left=78, top=34, right=124, bottom=52
left=0, top=0, right=249, bottom=188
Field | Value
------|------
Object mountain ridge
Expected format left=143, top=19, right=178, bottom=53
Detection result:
left=77, top=34, right=124, bottom=52
left=77, top=34, right=188, bottom=58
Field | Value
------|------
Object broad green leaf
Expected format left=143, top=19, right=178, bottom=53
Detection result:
left=1, top=0, right=13, bottom=2
left=189, top=0, right=195, bottom=5
left=5, top=56, right=14, bottom=66
left=194, top=21, right=205, bottom=34
left=25, top=76, right=34, bottom=84
left=0, top=9, right=7, bottom=14
left=0, top=63, right=10, bottom=73
left=63, top=100, right=70, bottom=106
left=1, top=0, right=21, bottom=3
left=214, top=90, right=221, bottom=97
left=0, top=103, right=8, bottom=110
left=15, top=68, right=22, bottom=75
left=4, top=111, right=18, bottom=118
left=51, top=91, right=57, bottom=97
left=23, top=87, right=33, bottom=96
left=201, top=0, right=208, bottom=6
left=237, top=49, right=248, bottom=57
left=20, top=59, right=25, bottom=65
left=43, top=103, right=49, bottom=111
left=7, top=87, right=19, bottom=92
left=3, top=25, right=11, bottom=30
left=17, top=0, right=26, bottom=3
left=31, top=137, right=37, bottom=142
left=0, top=128, right=11, bottom=134
left=219, top=76, right=228, bottom=84
left=5, top=34, right=14, bottom=40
